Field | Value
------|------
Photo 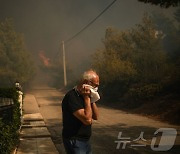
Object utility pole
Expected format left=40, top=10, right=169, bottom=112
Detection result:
left=62, top=41, right=67, bottom=86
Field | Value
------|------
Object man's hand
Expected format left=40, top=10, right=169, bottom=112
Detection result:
left=79, top=84, right=91, bottom=98
left=73, top=84, right=93, bottom=125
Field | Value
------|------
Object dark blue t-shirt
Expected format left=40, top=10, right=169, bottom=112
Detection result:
left=62, top=89, right=91, bottom=140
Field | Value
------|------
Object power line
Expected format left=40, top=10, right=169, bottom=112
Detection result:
left=64, top=0, right=117, bottom=44
left=53, top=0, right=117, bottom=60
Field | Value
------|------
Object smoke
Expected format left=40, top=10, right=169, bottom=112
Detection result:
left=0, top=0, right=177, bottom=87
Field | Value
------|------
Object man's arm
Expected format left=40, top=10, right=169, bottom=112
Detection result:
left=73, top=96, right=92, bottom=125
left=91, top=103, right=99, bottom=120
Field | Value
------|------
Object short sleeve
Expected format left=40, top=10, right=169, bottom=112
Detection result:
left=68, top=91, right=84, bottom=113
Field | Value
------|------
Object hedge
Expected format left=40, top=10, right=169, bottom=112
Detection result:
left=0, top=88, right=21, bottom=154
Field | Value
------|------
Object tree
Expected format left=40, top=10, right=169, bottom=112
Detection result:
left=0, top=19, right=35, bottom=87
left=151, top=10, right=180, bottom=93
left=92, top=14, right=168, bottom=101
left=138, top=0, right=180, bottom=8
left=130, top=14, right=167, bottom=84
left=151, top=12, right=178, bottom=52
left=92, top=28, right=137, bottom=100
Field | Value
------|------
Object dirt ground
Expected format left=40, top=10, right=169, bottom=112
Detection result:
left=29, top=86, right=180, bottom=154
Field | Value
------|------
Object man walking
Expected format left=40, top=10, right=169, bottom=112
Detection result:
left=62, top=70, right=100, bottom=154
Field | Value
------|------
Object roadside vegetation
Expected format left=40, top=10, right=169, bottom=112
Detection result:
left=0, top=19, right=35, bottom=88
left=92, top=11, right=180, bottom=125
left=0, top=19, right=34, bottom=153
left=0, top=88, right=21, bottom=154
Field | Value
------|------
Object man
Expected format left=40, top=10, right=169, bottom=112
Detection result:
left=62, top=70, right=100, bottom=154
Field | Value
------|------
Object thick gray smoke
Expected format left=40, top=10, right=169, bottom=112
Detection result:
left=0, top=0, right=176, bottom=87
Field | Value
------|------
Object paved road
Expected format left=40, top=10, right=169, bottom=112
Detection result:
left=29, top=86, right=180, bottom=154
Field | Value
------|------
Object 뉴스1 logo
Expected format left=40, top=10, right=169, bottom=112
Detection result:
left=115, top=128, right=177, bottom=151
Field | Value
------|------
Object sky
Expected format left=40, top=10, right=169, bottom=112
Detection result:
left=0, top=0, right=177, bottom=76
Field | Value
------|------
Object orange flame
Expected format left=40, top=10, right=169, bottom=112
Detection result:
left=39, top=51, right=50, bottom=67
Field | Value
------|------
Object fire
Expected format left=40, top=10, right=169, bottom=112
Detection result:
left=38, top=51, right=50, bottom=67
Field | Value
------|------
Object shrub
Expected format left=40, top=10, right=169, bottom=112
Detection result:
left=128, top=84, right=162, bottom=100
left=0, top=88, right=21, bottom=154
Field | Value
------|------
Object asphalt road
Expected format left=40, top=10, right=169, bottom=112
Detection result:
left=29, top=86, right=180, bottom=154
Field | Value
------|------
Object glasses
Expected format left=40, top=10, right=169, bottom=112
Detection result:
left=89, top=80, right=99, bottom=88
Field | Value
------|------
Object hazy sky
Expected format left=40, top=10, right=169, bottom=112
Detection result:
left=0, top=0, right=177, bottom=72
